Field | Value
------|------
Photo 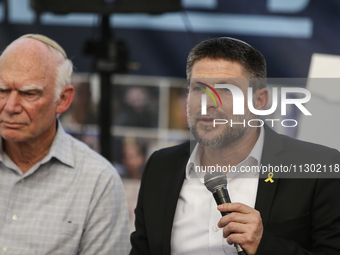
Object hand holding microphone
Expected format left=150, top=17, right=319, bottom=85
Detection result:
left=204, top=172, right=263, bottom=255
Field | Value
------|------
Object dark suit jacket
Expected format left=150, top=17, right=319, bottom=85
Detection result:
left=130, top=126, right=340, bottom=255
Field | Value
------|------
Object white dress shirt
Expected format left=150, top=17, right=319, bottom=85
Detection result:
left=171, top=127, right=265, bottom=255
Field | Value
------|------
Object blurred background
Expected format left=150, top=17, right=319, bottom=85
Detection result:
left=1, top=0, right=340, bottom=230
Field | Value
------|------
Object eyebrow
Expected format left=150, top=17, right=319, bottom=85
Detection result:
left=0, top=84, right=44, bottom=92
left=214, top=80, right=230, bottom=84
left=18, top=85, right=44, bottom=92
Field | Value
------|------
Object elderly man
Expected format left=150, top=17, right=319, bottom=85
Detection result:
left=130, top=37, right=340, bottom=255
left=0, top=34, right=130, bottom=254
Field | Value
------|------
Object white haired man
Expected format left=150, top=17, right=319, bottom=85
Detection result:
left=0, top=34, right=130, bottom=254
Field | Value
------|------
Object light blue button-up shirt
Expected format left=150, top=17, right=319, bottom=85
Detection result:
left=0, top=122, right=130, bottom=254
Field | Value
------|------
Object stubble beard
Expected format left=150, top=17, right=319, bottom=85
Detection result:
left=187, top=101, right=254, bottom=148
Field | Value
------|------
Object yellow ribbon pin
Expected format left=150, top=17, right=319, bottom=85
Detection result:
left=265, top=172, right=274, bottom=183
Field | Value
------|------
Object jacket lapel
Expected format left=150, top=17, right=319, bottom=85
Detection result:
left=255, top=125, right=285, bottom=227
left=162, top=143, right=190, bottom=255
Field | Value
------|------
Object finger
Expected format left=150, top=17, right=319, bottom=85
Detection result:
left=218, top=212, right=252, bottom=228
left=217, top=202, right=253, bottom=214
left=222, top=222, right=247, bottom=238
left=227, top=233, right=260, bottom=255
left=226, top=232, right=247, bottom=246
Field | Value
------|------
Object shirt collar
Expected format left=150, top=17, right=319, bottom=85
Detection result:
left=45, top=121, right=75, bottom=168
left=186, top=126, right=265, bottom=181
left=0, top=137, right=4, bottom=162
left=247, top=126, right=265, bottom=167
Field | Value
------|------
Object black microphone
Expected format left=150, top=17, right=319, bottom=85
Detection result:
left=204, top=171, right=248, bottom=255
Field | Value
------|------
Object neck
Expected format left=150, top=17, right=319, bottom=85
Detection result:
left=4, top=123, right=57, bottom=174
left=201, top=127, right=260, bottom=168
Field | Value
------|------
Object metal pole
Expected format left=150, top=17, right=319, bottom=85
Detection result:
left=98, top=15, right=112, bottom=161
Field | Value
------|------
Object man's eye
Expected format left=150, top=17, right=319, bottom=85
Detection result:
left=0, top=89, right=9, bottom=96
left=193, top=86, right=203, bottom=91
left=216, top=88, right=230, bottom=92
left=22, top=91, right=38, bottom=98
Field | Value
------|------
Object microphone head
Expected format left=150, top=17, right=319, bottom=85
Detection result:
left=204, top=171, right=228, bottom=193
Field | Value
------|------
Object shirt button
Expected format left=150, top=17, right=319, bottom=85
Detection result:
left=12, top=215, right=18, bottom=221
left=2, top=247, right=7, bottom=252
left=213, top=226, right=219, bottom=232
left=20, top=179, right=24, bottom=183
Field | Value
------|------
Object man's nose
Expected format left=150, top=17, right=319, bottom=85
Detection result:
left=4, top=91, right=23, bottom=114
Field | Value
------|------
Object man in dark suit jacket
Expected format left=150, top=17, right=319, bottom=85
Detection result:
left=130, top=37, right=340, bottom=255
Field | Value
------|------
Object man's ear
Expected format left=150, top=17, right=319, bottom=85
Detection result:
left=254, top=88, right=268, bottom=110
left=56, top=85, right=75, bottom=114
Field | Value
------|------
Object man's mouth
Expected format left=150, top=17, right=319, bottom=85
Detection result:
left=2, top=121, right=24, bottom=128
left=199, top=117, right=215, bottom=122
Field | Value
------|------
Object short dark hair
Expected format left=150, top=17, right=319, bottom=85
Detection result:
left=186, top=37, right=267, bottom=90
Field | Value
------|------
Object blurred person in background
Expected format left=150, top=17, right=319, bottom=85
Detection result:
left=60, top=78, right=99, bottom=151
left=115, top=86, right=158, bottom=128
left=115, top=137, right=147, bottom=180
left=115, top=137, right=147, bottom=232
left=60, top=79, right=97, bottom=125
